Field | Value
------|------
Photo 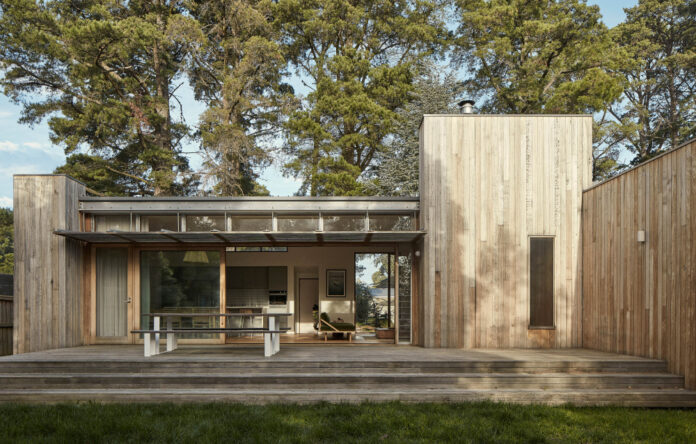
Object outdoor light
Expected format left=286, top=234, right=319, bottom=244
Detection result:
left=637, top=230, right=646, bottom=243
left=183, top=250, right=209, bottom=264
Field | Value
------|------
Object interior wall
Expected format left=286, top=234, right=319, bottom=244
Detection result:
left=582, top=140, right=696, bottom=389
left=13, top=175, right=85, bottom=353
left=419, top=115, right=593, bottom=348
left=225, top=246, right=391, bottom=331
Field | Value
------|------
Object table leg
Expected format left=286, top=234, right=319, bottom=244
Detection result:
left=269, top=316, right=279, bottom=355
left=144, top=333, right=151, bottom=357
left=264, top=328, right=271, bottom=358
left=166, top=318, right=177, bottom=352
left=153, top=316, right=160, bottom=355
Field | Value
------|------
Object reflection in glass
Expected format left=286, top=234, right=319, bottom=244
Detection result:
left=368, top=214, right=414, bottom=231
left=186, top=215, right=224, bottom=231
left=141, top=215, right=179, bottom=232
left=229, top=216, right=272, bottom=231
left=355, top=253, right=395, bottom=336
left=397, top=254, right=412, bottom=343
left=140, top=250, right=220, bottom=337
left=276, top=215, right=318, bottom=231
left=95, top=215, right=131, bottom=232
left=323, top=214, right=365, bottom=231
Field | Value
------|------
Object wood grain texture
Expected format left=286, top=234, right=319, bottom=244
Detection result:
left=13, top=175, right=86, bottom=353
left=418, top=115, right=592, bottom=348
left=582, top=140, right=696, bottom=389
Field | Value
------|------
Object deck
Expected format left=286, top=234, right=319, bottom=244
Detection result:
left=1, top=345, right=695, bottom=406
left=0, top=344, right=674, bottom=363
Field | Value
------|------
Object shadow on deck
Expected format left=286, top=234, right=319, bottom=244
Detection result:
left=0, top=346, right=694, bottom=406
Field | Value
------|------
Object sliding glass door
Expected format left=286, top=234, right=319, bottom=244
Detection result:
left=355, top=253, right=396, bottom=340
left=139, top=250, right=221, bottom=338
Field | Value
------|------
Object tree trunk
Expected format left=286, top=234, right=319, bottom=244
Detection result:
left=152, top=5, right=173, bottom=197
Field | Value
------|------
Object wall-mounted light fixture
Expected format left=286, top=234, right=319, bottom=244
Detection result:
left=637, top=230, right=646, bottom=243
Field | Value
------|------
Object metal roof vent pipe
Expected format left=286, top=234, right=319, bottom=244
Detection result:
left=458, top=99, right=475, bottom=114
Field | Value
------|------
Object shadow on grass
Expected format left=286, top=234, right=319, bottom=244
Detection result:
left=0, top=401, right=695, bottom=443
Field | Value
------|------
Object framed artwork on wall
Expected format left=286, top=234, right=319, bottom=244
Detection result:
left=326, top=269, right=346, bottom=298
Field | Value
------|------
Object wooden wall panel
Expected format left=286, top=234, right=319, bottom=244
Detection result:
left=418, top=115, right=592, bottom=348
left=13, top=175, right=86, bottom=353
left=582, top=140, right=696, bottom=389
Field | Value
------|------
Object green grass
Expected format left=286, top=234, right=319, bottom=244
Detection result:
left=0, top=402, right=694, bottom=443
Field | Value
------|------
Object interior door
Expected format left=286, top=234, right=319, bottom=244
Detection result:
left=298, top=278, right=318, bottom=334
left=95, top=247, right=131, bottom=342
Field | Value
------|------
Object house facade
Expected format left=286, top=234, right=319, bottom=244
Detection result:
left=11, top=113, right=695, bottom=389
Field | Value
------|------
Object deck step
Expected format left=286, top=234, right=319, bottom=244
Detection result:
left=2, top=347, right=690, bottom=407
left=0, top=388, right=694, bottom=407
left=0, top=360, right=669, bottom=374
left=0, top=372, right=684, bottom=390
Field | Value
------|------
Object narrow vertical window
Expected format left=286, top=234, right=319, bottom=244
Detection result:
left=529, top=237, right=554, bottom=328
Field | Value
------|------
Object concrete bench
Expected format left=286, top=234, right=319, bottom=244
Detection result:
left=131, top=327, right=290, bottom=357
left=137, top=313, right=292, bottom=358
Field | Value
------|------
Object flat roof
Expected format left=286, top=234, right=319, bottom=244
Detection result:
left=418, top=113, right=593, bottom=129
left=54, top=230, right=425, bottom=244
left=80, top=196, right=419, bottom=213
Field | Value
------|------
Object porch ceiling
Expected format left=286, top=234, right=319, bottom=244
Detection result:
left=53, top=230, right=425, bottom=244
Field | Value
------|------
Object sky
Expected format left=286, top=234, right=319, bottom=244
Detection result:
left=0, top=1, right=637, bottom=209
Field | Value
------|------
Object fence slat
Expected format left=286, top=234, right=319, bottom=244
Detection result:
left=0, top=273, right=13, bottom=356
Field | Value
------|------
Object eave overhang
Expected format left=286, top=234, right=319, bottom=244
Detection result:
left=54, top=230, right=425, bottom=244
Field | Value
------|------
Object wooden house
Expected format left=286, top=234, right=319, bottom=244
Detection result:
left=11, top=114, right=696, bottom=391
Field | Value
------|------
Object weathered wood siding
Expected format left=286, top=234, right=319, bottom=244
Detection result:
left=13, top=175, right=86, bottom=353
left=419, top=115, right=592, bottom=348
left=0, top=274, right=12, bottom=356
left=582, top=140, right=696, bottom=389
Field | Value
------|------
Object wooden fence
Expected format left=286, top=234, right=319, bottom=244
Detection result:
left=0, top=274, right=12, bottom=356
left=582, top=139, right=696, bottom=390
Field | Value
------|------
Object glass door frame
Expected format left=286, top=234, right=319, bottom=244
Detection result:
left=353, top=247, right=400, bottom=344
left=89, top=245, right=136, bottom=344
left=132, top=245, right=227, bottom=345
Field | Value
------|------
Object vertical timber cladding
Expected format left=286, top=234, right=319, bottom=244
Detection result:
left=419, top=115, right=592, bottom=348
left=13, top=175, right=86, bottom=353
left=582, top=140, right=696, bottom=390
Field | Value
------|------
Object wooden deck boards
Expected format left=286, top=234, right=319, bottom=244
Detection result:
left=0, top=345, right=669, bottom=363
left=2, top=346, right=694, bottom=406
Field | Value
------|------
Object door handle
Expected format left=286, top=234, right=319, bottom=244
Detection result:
left=124, top=298, right=132, bottom=304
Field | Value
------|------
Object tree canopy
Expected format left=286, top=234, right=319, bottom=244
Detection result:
left=276, top=0, right=447, bottom=195
left=0, top=0, right=203, bottom=195
left=0, top=0, right=695, bottom=196
left=604, top=0, right=696, bottom=166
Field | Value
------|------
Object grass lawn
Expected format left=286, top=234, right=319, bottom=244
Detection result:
left=0, top=401, right=694, bottom=443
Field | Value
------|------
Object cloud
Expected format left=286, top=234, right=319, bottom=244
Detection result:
left=0, top=141, right=19, bottom=152
left=0, top=196, right=12, bottom=208
left=23, top=142, right=43, bottom=149
left=0, top=111, right=13, bottom=119
left=0, top=164, right=44, bottom=176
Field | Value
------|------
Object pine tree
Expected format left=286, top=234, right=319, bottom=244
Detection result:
left=372, top=65, right=464, bottom=196
left=275, top=0, right=447, bottom=195
left=606, top=0, right=696, bottom=165
left=189, top=0, right=295, bottom=196
left=0, top=0, right=203, bottom=195
left=452, top=0, right=624, bottom=179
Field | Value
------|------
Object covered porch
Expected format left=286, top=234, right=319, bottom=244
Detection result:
left=52, top=195, right=423, bottom=348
